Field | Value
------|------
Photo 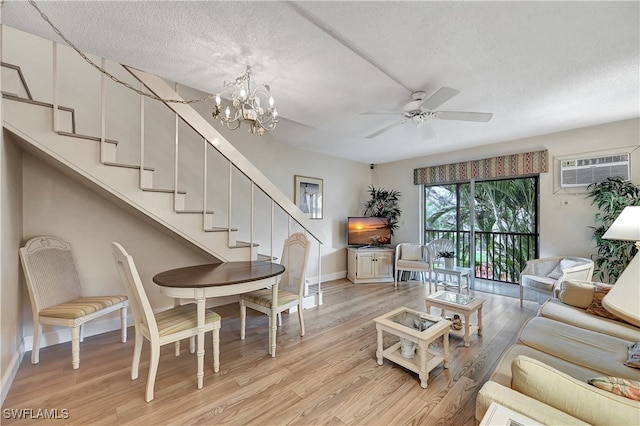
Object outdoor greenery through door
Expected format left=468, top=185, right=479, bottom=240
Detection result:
left=424, top=177, right=539, bottom=285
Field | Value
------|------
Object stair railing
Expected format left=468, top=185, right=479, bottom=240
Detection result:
left=43, top=42, right=325, bottom=300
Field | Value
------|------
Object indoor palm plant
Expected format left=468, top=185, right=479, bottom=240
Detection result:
left=587, top=176, right=640, bottom=283
left=363, top=185, right=402, bottom=234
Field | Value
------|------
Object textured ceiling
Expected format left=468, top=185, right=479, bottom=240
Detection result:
left=2, top=1, right=639, bottom=164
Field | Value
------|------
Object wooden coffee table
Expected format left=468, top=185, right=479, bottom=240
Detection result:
left=432, top=265, right=472, bottom=293
left=373, top=307, right=450, bottom=388
left=425, top=291, right=485, bottom=347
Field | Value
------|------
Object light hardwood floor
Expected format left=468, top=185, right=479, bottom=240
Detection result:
left=3, top=278, right=538, bottom=425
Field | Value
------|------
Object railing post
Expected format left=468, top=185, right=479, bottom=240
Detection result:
left=100, top=58, right=106, bottom=163
left=203, top=138, right=208, bottom=229
left=228, top=162, right=233, bottom=245
left=139, top=81, right=145, bottom=189
left=173, top=82, right=179, bottom=208
left=52, top=42, right=58, bottom=133
left=250, top=183, right=254, bottom=258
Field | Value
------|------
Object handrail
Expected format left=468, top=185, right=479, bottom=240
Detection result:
left=125, top=66, right=325, bottom=245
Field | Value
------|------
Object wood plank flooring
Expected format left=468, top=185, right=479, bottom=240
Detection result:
left=2, top=278, right=537, bottom=425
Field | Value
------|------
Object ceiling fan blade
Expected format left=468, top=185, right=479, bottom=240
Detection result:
left=365, top=119, right=407, bottom=139
left=360, top=111, right=404, bottom=115
left=434, top=111, right=493, bottom=122
left=419, top=87, right=460, bottom=110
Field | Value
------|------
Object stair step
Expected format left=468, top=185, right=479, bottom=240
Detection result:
left=142, top=187, right=187, bottom=195
left=176, top=209, right=215, bottom=214
left=204, top=226, right=238, bottom=233
left=103, top=161, right=155, bottom=172
left=57, top=131, right=118, bottom=146
left=231, top=241, right=259, bottom=249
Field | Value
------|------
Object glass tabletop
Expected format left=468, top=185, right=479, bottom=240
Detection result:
left=433, top=291, right=474, bottom=305
left=387, top=309, right=438, bottom=332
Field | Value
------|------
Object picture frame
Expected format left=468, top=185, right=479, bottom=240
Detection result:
left=294, top=175, right=323, bottom=219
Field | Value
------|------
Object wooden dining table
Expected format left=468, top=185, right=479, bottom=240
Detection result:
left=152, top=260, right=285, bottom=389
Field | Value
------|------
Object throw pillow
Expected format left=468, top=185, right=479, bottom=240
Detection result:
left=585, top=283, right=625, bottom=322
left=400, top=245, right=422, bottom=261
left=559, top=280, right=596, bottom=309
left=625, top=342, right=640, bottom=369
left=547, top=258, right=579, bottom=280
left=588, top=376, right=640, bottom=401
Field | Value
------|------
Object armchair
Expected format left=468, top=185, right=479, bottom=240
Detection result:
left=519, top=256, right=594, bottom=307
left=394, top=243, right=430, bottom=287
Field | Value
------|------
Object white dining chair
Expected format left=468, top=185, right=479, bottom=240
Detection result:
left=111, top=242, right=221, bottom=402
left=239, top=232, right=311, bottom=357
left=19, top=236, right=128, bottom=369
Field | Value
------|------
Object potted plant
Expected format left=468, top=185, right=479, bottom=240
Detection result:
left=438, top=251, right=455, bottom=268
left=586, top=176, right=640, bottom=283
left=363, top=185, right=402, bottom=234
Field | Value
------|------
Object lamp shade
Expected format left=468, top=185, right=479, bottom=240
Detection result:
left=602, top=206, right=640, bottom=242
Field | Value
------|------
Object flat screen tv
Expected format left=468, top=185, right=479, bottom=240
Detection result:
left=347, top=217, right=391, bottom=246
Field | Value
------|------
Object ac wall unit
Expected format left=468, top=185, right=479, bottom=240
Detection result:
left=560, top=153, right=630, bottom=188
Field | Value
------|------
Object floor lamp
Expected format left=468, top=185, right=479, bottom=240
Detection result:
left=601, top=206, right=640, bottom=327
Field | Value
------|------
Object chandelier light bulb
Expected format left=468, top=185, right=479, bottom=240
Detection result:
left=269, top=96, right=275, bottom=107
left=239, top=88, right=246, bottom=100
left=225, top=106, right=231, bottom=119
left=215, top=94, right=221, bottom=106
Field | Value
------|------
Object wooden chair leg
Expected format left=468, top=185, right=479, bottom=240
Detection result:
left=146, top=344, right=160, bottom=402
left=120, top=305, right=128, bottom=343
left=298, top=304, right=305, bottom=337
left=71, top=325, right=81, bottom=369
left=240, top=300, right=246, bottom=340
left=131, top=331, right=143, bottom=380
left=31, top=321, right=41, bottom=365
left=212, top=326, right=220, bottom=373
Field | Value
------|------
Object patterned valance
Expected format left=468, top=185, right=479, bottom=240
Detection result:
left=413, top=150, right=548, bottom=185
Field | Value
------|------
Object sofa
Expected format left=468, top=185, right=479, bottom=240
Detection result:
left=476, top=276, right=640, bottom=425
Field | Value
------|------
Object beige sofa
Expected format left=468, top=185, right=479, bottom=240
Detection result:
left=476, top=277, right=640, bottom=425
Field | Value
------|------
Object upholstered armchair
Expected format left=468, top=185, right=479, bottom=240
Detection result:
left=519, top=256, right=594, bottom=307
left=394, top=243, right=430, bottom=287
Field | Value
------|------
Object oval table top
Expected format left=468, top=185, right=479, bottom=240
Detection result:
left=152, top=260, right=285, bottom=289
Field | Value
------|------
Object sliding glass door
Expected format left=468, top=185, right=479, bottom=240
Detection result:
left=424, top=177, right=539, bottom=285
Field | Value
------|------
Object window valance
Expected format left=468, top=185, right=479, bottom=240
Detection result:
left=413, top=150, right=548, bottom=185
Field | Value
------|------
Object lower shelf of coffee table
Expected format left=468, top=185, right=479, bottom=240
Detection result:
left=381, top=341, right=444, bottom=375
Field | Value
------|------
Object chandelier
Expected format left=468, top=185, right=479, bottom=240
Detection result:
left=212, top=66, right=278, bottom=135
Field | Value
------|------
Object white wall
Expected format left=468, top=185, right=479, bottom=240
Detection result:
left=376, top=118, right=640, bottom=259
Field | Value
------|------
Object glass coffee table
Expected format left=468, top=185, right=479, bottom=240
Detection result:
left=373, top=307, right=450, bottom=388
left=425, top=290, right=485, bottom=347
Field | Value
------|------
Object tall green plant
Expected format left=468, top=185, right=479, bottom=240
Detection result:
left=363, top=185, right=402, bottom=234
left=587, top=176, right=640, bottom=283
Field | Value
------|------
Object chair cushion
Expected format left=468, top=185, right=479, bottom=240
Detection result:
left=547, top=258, right=580, bottom=279
left=521, top=274, right=556, bottom=291
left=155, top=304, right=220, bottom=337
left=396, top=259, right=430, bottom=270
left=240, top=289, right=299, bottom=308
left=511, top=355, right=640, bottom=425
left=400, top=245, right=422, bottom=261
left=39, top=295, right=127, bottom=319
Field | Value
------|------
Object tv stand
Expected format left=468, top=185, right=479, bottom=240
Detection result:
left=347, top=247, right=394, bottom=284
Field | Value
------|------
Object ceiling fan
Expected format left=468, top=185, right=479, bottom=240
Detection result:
left=362, top=87, right=493, bottom=139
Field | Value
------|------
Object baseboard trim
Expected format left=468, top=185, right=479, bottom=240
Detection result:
left=1, top=341, right=24, bottom=405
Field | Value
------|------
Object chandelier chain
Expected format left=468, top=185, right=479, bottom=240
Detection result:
left=26, top=0, right=212, bottom=105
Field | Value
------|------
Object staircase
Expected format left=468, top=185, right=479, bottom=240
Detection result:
left=1, top=37, right=324, bottom=301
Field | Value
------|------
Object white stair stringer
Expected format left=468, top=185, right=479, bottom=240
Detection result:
left=3, top=97, right=249, bottom=262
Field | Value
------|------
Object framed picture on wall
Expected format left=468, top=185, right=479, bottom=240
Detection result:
left=294, top=175, right=323, bottom=219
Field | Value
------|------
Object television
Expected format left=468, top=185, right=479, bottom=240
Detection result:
left=347, top=217, right=391, bottom=246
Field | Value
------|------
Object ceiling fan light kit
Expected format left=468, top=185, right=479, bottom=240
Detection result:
left=364, top=87, right=493, bottom=139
